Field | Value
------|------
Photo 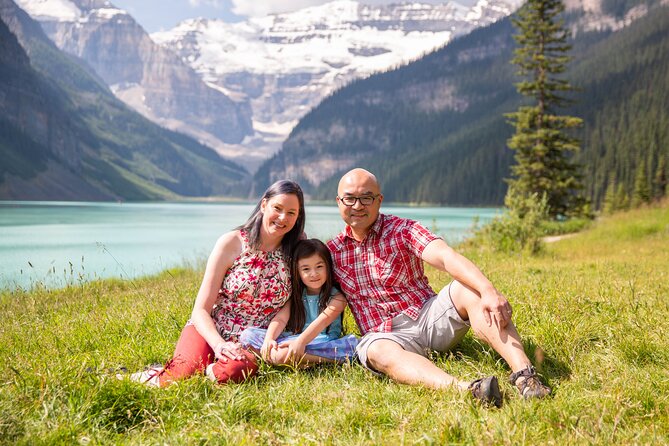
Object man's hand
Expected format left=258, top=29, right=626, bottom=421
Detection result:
left=480, top=288, right=513, bottom=328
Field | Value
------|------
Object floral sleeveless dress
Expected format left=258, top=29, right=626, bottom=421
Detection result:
left=210, top=231, right=291, bottom=341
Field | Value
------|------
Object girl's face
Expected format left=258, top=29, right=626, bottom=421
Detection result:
left=297, top=253, right=327, bottom=295
left=260, top=193, right=300, bottom=240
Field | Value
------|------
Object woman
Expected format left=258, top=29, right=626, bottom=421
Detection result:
left=126, top=180, right=305, bottom=386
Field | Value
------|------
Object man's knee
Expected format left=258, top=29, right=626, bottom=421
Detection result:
left=448, top=280, right=480, bottom=321
left=366, top=339, right=403, bottom=373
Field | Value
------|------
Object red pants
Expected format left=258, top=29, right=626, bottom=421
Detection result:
left=159, top=324, right=214, bottom=386
left=159, top=324, right=258, bottom=387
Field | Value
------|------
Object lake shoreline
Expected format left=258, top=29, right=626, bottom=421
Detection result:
left=1, top=201, right=498, bottom=291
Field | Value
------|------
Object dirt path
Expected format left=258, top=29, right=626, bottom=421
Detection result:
left=542, top=233, right=578, bottom=243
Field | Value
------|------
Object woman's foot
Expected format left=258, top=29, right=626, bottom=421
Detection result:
left=117, top=366, right=164, bottom=387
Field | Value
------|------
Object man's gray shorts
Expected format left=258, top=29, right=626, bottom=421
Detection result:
left=356, top=282, right=471, bottom=372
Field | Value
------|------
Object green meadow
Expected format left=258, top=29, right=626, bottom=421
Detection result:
left=1, top=203, right=668, bottom=445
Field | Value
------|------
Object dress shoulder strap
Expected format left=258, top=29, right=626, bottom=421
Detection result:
left=238, top=229, right=250, bottom=251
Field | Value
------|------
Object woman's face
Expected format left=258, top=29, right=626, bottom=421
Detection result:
left=297, top=253, right=327, bottom=295
left=260, top=193, right=300, bottom=239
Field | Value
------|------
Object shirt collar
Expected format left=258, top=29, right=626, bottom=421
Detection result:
left=344, top=213, right=385, bottom=242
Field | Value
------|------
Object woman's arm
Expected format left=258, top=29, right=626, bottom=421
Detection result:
left=260, top=301, right=291, bottom=360
left=284, top=294, right=347, bottom=363
left=190, top=230, right=243, bottom=360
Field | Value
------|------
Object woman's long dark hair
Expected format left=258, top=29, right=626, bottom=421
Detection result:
left=237, top=180, right=305, bottom=261
left=286, top=239, right=338, bottom=334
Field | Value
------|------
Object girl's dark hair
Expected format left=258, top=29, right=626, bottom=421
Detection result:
left=237, top=180, right=305, bottom=261
left=286, top=239, right=338, bottom=334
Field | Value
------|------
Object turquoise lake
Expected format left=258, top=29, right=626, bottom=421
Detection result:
left=0, top=201, right=499, bottom=291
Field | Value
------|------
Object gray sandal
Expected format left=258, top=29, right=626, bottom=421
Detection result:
left=509, top=365, right=551, bottom=399
left=469, top=375, right=502, bottom=408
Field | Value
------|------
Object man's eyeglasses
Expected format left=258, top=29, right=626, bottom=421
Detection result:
left=337, top=194, right=380, bottom=207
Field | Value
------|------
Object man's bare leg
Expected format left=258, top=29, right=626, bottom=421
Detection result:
left=449, top=280, right=533, bottom=373
left=366, top=339, right=470, bottom=390
left=365, top=280, right=535, bottom=382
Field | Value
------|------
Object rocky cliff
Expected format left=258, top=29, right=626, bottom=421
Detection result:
left=1, top=0, right=248, bottom=200
left=15, top=0, right=254, bottom=162
left=151, top=0, right=524, bottom=171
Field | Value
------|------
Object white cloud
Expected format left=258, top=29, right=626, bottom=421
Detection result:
left=230, top=1, right=465, bottom=17
left=189, top=0, right=224, bottom=8
left=230, top=0, right=324, bottom=17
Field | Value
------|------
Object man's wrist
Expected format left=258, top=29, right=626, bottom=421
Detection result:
left=479, top=283, right=497, bottom=297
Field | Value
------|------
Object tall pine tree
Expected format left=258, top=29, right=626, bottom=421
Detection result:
left=631, top=163, right=652, bottom=207
left=506, top=0, right=586, bottom=218
left=602, top=175, right=617, bottom=215
left=653, top=155, right=667, bottom=201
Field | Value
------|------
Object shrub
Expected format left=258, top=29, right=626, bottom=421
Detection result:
left=471, top=187, right=549, bottom=254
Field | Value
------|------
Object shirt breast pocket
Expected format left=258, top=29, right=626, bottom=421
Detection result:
left=374, top=248, right=408, bottom=287
left=336, top=264, right=358, bottom=294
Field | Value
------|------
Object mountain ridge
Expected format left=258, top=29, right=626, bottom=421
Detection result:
left=252, top=0, right=669, bottom=206
left=14, top=0, right=255, bottom=161
left=15, top=0, right=525, bottom=172
left=0, top=0, right=248, bottom=201
left=150, top=0, right=524, bottom=171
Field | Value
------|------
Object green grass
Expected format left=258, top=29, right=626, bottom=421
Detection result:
left=1, top=204, right=668, bottom=444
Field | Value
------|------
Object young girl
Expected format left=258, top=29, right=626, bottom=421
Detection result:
left=239, top=239, right=358, bottom=366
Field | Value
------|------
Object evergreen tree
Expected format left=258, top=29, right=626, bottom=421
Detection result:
left=602, top=175, right=617, bottom=215
left=653, top=155, right=667, bottom=201
left=615, top=183, right=630, bottom=211
left=506, top=0, right=586, bottom=218
left=631, top=163, right=652, bottom=207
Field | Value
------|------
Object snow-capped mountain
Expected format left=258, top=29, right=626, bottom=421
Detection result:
left=152, top=0, right=524, bottom=170
left=13, top=0, right=254, bottom=161
left=15, top=0, right=524, bottom=171
left=562, top=0, right=667, bottom=33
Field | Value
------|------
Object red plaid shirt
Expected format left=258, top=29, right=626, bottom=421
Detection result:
left=327, top=214, right=440, bottom=335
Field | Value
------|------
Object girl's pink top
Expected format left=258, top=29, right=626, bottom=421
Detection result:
left=211, top=230, right=291, bottom=341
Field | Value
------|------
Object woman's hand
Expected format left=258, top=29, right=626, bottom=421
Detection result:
left=260, top=339, right=278, bottom=362
left=214, top=340, right=243, bottom=362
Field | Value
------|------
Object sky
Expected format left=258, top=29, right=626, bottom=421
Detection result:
left=110, top=0, right=464, bottom=33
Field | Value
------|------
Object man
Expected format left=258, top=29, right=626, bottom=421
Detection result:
left=327, top=168, right=550, bottom=407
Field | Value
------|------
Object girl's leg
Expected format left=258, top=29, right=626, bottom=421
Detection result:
left=160, top=324, right=214, bottom=386
left=238, top=327, right=268, bottom=352
left=304, top=334, right=358, bottom=362
left=269, top=347, right=335, bottom=368
left=269, top=333, right=355, bottom=367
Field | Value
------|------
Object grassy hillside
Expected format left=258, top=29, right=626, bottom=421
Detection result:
left=1, top=203, right=667, bottom=444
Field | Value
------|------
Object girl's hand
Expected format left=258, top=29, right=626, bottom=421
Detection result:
left=214, top=340, right=243, bottom=362
left=284, top=339, right=306, bottom=365
left=261, top=339, right=278, bottom=362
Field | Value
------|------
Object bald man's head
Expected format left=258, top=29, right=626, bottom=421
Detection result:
left=337, top=168, right=380, bottom=196
left=336, top=168, right=383, bottom=239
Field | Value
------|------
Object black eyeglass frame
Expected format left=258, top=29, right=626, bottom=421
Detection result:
left=337, top=194, right=381, bottom=207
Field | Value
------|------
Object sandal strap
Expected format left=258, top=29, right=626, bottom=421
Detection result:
left=509, top=365, right=536, bottom=385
